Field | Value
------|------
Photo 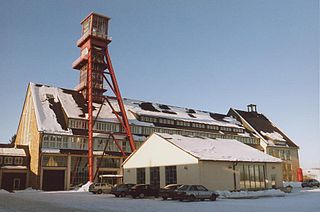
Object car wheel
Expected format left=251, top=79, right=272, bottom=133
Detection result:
left=132, top=195, right=137, bottom=199
left=200, top=199, right=205, bottom=201
left=188, top=195, right=195, bottom=202
left=97, top=189, right=102, bottom=194
left=139, top=193, right=145, bottom=198
left=179, top=198, right=183, bottom=202
left=120, top=192, right=126, bottom=197
left=210, top=194, right=217, bottom=201
left=115, top=194, right=119, bottom=198
left=162, top=196, right=168, bottom=200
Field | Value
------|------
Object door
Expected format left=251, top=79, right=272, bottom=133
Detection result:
left=13, top=178, right=21, bottom=190
left=42, top=170, right=65, bottom=191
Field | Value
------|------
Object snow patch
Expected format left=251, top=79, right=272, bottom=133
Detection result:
left=0, top=189, right=10, bottom=194
left=14, top=187, right=41, bottom=193
left=260, top=131, right=286, bottom=142
left=74, top=181, right=93, bottom=192
left=217, top=189, right=285, bottom=199
left=283, top=182, right=302, bottom=188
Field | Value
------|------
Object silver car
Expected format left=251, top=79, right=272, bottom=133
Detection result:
left=175, top=185, right=219, bottom=201
left=89, top=183, right=113, bottom=194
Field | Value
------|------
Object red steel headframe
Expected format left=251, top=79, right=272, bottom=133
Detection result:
left=87, top=47, right=94, bottom=182
left=74, top=13, right=136, bottom=182
left=84, top=17, right=136, bottom=182
left=104, top=47, right=136, bottom=152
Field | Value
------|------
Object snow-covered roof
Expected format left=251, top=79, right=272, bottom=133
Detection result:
left=0, top=166, right=28, bottom=170
left=29, top=83, right=244, bottom=135
left=156, top=133, right=281, bottom=163
left=123, top=99, right=243, bottom=128
left=231, top=109, right=298, bottom=148
left=0, top=148, right=26, bottom=156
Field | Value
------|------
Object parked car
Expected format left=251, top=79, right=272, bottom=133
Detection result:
left=159, top=184, right=182, bottom=200
left=111, top=183, right=135, bottom=197
left=175, top=185, right=219, bottom=201
left=128, top=184, right=160, bottom=198
left=89, top=183, right=113, bottom=194
left=301, top=179, right=320, bottom=188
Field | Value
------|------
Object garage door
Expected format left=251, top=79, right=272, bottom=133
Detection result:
left=1, top=173, right=27, bottom=191
left=42, top=170, right=65, bottom=191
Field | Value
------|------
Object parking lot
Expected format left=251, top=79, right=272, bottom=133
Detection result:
left=0, top=188, right=319, bottom=212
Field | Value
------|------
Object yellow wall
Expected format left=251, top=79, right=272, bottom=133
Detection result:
left=15, top=86, right=41, bottom=188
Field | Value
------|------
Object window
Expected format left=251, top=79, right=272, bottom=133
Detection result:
left=43, top=135, right=49, bottom=147
left=4, top=157, right=13, bottom=165
left=284, top=150, right=291, bottom=161
left=196, top=185, right=208, bottom=191
left=0, top=157, right=2, bottom=165
left=97, top=158, right=120, bottom=168
left=239, top=164, right=265, bottom=190
left=165, top=166, right=177, bottom=185
left=14, top=157, right=23, bottom=165
left=159, top=118, right=174, bottom=125
left=150, top=167, right=160, bottom=188
left=220, top=127, right=232, bottom=132
left=42, top=156, right=67, bottom=167
left=207, top=125, right=219, bottom=130
left=137, top=168, right=145, bottom=184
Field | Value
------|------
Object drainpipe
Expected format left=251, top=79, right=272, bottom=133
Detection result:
left=233, top=162, right=238, bottom=191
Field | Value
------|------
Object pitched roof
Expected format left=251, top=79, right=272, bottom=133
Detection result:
left=233, top=109, right=298, bottom=148
left=0, top=148, right=26, bottom=156
left=156, top=133, right=281, bottom=163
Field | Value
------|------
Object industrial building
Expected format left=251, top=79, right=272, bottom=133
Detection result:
left=123, top=133, right=283, bottom=190
left=0, top=12, right=300, bottom=191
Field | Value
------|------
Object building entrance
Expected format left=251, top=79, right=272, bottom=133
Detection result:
left=42, top=170, right=65, bottom=191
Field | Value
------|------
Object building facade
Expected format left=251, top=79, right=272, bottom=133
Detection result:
left=227, top=105, right=300, bottom=181
left=11, top=82, right=300, bottom=190
left=123, top=133, right=283, bottom=190
left=0, top=145, right=29, bottom=191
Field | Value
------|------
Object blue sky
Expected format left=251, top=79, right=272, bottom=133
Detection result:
left=0, top=0, right=318, bottom=169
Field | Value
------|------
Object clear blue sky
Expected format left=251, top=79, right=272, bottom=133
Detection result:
left=0, top=0, right=318, bottom=169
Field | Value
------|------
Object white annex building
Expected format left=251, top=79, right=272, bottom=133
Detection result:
left=123, top=133, right=283, bottom=191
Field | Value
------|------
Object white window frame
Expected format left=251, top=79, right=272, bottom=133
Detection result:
left=4, top=157, right=13, bottom=165
left=14, top=157, right=23, bottom=165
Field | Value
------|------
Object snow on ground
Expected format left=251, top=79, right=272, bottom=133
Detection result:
left=217, top=189, right=285, bottom=199
left=0, top=189, right=9, bottom=194
left=283, top=181, right=302, bottom=188
left=0, top=188, right=319, bottom=212
left=74, top=181, right=93, bottom=192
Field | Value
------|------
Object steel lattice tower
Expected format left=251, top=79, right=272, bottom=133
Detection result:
left=72, top=12, right=136, bottom=182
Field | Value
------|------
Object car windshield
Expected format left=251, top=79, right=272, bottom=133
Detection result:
left=177, top=185, right=189, bottom=191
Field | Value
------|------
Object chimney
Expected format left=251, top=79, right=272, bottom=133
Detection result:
left=247, top=104, right=257, bottom=113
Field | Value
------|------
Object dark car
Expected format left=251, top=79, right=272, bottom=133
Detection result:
left=128, top=184, right=160, bottom=198
left=111, top=184, right=135, bottom=197
left=159, top=184, right=182, bottom=200
left=175, top=185, right=219, bottom=201
left=301, top=179, right=320, bottom=188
